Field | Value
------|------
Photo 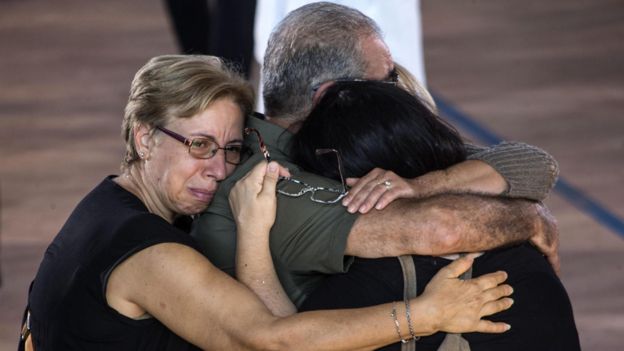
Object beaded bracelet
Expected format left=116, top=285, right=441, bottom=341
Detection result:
left=391, top=302, right=409, bottom=344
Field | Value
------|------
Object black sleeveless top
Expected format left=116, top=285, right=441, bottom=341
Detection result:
left=27, top=177, right=202, bottom=350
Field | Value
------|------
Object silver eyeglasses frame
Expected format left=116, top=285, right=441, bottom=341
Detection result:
left=276, top=148, right=348, bottom=205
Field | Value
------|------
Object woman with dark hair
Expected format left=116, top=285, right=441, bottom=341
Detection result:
left=292, top=80, right=580, bottom=351
left=292, top=81, right=466, bottom=181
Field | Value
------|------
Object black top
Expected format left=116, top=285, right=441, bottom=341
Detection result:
left=300, top=244, right=580, bottom=351
left=27, top=177, right=202, bottom=351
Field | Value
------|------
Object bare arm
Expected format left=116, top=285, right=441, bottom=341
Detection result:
left=343, top=160, right=506, bottom=214
left=232, top=161, right=297, bottom=317
left=345, top=193, right=543, bottom=258
left=343, top=141, right=559, bottom=214
left=409, top=160, right=507, bottom=198
left=106, top=245, right=513, bottom=350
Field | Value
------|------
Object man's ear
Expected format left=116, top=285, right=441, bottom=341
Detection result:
left=312, top=81, right=336, bottom=107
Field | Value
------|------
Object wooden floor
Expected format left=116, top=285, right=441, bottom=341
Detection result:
left=1, top=0, right=622, bottom=349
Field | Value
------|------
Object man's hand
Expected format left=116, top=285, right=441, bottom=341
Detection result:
left=530, top=203, right=560, bottom=275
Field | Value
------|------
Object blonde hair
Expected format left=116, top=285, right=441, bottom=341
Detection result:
left=394, top=62, right=437, bottom=113
left=121, top=55, right=254, bottom=170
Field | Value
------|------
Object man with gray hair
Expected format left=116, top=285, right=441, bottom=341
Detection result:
left=193, top=0, right=560, bottom=317
left=262, top=1, right=394, bottom=123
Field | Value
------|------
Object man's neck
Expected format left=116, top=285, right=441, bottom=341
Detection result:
left=264, top=115, right=303, bottom=133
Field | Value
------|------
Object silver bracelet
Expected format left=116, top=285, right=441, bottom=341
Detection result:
left=404, top=299, right=419, bottom=341
left=391, top=301, right=409, bottom=344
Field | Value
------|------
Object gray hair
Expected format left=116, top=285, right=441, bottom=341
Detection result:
left=262, top=2, right=382, bottom=121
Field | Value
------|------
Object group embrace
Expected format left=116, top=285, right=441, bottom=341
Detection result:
left=20, top=3, right=579, bottom=351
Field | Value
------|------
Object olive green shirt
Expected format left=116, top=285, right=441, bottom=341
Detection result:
left=192, top=117, right=358, bottom=306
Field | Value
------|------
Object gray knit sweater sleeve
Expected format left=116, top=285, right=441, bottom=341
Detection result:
left=465, top=142, right=559, bottom=201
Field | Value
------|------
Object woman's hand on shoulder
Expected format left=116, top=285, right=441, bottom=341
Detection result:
left=342, top=168, right=421, bottom=214
left=229, top=161, right=290, bottom=233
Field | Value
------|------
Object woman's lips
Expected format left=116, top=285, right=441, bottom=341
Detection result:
left=189, top=188, right=215, bottom=203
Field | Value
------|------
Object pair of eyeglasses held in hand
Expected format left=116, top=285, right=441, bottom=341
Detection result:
left=245, top=127, right=348, bottom=204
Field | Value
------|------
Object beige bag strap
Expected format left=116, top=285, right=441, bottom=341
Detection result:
left=437, top=255, right=472, bottom=351
left=20, top=310, right=35, bottom=351
left=398, top=255, right=417, bottom=351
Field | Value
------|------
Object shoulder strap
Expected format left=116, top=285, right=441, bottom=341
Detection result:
left=19, top=281, right=34, bottom=351
left=398, top=255, right=417, bottom=351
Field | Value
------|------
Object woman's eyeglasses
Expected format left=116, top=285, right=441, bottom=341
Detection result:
left=156, top=126, right=245, bottom=165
